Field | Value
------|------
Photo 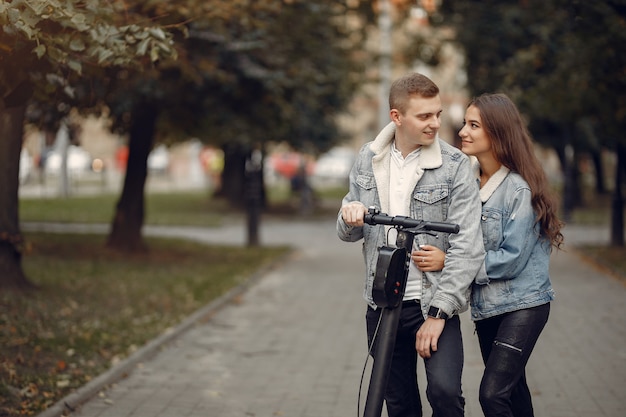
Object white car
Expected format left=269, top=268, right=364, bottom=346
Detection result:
left=148, top=145, right=170, bottom=174
left=311, top=147, right=356, bottom=186
left=44, top=145, right=94, bottom=177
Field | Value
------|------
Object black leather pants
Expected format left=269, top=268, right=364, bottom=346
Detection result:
left=475, top=303, right=550, bottom=417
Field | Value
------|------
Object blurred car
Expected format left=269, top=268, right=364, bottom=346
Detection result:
left=311, top=146, right=356, bottom=186
left=267, top=151, right=314, bottom=179
left=43, top=145, right=94, bottom=177
left=148, top=145, right=170, bottom=175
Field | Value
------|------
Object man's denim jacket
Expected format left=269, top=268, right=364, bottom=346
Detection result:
left=337, top=122, right=485, bottom=319
left=471, top=161, right=555, bottom=321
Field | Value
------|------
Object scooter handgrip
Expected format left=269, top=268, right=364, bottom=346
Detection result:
left=421, top=222, right=460, bottom=234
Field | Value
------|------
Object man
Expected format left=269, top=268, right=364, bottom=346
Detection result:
left=337, top=73, right=484, bottom=416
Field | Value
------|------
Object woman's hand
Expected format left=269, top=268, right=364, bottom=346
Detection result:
left=411, top=245, right=445, bottom=272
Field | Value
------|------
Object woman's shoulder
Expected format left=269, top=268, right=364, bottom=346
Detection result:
left=504, top=171, right=530, bottom=190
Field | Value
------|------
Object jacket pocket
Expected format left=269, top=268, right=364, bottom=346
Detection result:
left=412, top=184, right=449, bottom=223
left=356, top=174, right=379, bottom=218
left=481, top=208, right=503, bottom=250
left=356, top=174, right=376, bottom=190
left=413, top=184, right=449, bottom=204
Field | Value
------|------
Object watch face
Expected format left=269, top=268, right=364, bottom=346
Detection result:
left=429, top=306, right=447, bottom=319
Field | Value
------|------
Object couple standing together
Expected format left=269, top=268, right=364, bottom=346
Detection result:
left=337, top=72, right=564, bottom=417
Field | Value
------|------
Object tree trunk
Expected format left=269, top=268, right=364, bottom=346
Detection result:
left=590, top=150, right=606, bottom=194
left=106, top=102, right=157, bottom=252
left=0, top=96, right=35, bottom=290
left=559, top=144, right=575, bottom=222
left=610, top=144, right=625, bottom=247
left=218, top=142, right=250, bottom=207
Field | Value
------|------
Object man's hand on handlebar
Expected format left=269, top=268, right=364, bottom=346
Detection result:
left=341, top=201, right=368, bottom=227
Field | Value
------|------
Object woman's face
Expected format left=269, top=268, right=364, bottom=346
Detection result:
left=458, top=105, right=492, bottom=159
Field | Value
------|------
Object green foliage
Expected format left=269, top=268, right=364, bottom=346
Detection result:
left=6, top=0, right=372, bottom=159
left=435, top=0, right=626, bottom=150
left=429, top=0, right=625, bottom=240
left=0, top=0, right=177, bottom=106
left=100, top=0, right=369, bottom=153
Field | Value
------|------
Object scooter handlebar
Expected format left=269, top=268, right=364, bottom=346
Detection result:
left=363, top=209, right=460, bottom=234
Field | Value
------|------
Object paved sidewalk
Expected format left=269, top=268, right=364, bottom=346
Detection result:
left=32, top=219, right=625, bottom=417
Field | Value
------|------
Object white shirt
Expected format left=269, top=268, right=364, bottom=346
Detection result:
left=388, top=142, right=422, bottom=301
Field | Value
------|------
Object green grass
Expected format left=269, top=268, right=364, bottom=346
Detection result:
left=19, top=191, right=232, bottom=227
left=19, top=185, right=348, bottom=226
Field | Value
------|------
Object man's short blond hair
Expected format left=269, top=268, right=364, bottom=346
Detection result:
left=389, top=73, right=439, bottom=114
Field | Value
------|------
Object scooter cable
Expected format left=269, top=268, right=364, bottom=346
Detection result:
left=357, top=307, right=385, bottom=417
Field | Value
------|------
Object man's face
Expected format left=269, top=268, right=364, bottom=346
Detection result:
left=392, top=95, right=442, bottom=151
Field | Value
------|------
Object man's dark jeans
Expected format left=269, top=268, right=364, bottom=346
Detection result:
left=366, top=301, right=465, bottom=417
left=475, top=303, right=550, bottom=417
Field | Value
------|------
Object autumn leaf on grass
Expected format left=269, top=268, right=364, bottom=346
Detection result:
left=20, top=382, right=39, bottom=398
left=56, top=376, right=71, bottom=388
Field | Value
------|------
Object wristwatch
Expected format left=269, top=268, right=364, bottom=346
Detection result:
left=428, top=306, right=449, bottom=320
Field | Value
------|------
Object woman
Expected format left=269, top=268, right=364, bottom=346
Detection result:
left=415, top=93, right=563, bottom=416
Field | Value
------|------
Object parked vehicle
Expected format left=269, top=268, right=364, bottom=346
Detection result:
left=43, top=145, right=94, bottom=178
left=311, top=146, right=355, bottom=187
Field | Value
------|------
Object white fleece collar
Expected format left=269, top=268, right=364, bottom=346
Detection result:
left=470, top=156, right=510, bottom=202
left=369, top=122, right=442, bottom=168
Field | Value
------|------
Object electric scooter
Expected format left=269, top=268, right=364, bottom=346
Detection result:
left=361, top=206, right=460, bottom=417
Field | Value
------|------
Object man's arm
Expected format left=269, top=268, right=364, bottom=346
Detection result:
left=429, top=156, right=484, bottom=313
left=415, top=155, right=484, bottom=358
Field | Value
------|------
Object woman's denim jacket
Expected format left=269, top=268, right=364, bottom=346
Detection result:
left=471, top=162, right=555, bottom=321
left=337, top=122, right=485, bottom=319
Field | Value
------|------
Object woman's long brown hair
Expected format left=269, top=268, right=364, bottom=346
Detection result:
left=469, top=93, right=564, bottom=250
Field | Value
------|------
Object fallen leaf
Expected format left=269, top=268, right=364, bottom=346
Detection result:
left=56, top=379, right=70, bottom=388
